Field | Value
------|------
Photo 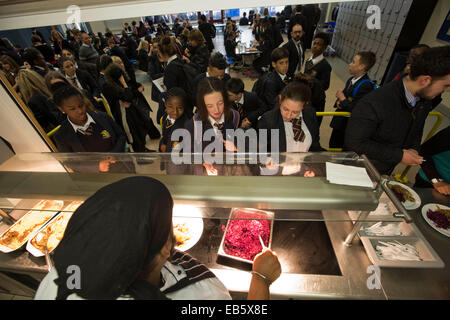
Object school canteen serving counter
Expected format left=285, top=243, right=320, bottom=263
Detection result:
left=0, top=152, right=448, bottom=299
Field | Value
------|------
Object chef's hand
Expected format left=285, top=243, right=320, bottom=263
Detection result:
left=253, top=249, right=281, bottom=285
left=303, top=170, right=315, bottom=177
left=401, top=149, right=423, bottom=165
left=241, top=118, right=252, bottom=128
left=203, top=163, right=218, bottom=176
left=433, top=181, right=450, bottom=195
left=223, top=139, right=237, bottom=152
left=99, top=158, right=116, bottom=172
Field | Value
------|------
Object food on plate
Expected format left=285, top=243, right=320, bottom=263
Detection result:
left=30, top=201, right=83, bottom=253
left=223, top=210, right=271, bottom=261
left=375, top=240, right=421, bottom=261
left=173, top=222, right=191, bottom=248
left=426, top=205, right=450, bottom=230
left=0, top=200, right=64, bottom=250
left=388, top=183, right=415, bottom=203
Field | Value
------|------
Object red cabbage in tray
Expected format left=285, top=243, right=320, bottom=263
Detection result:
left=223, top=210, right=271, bottom=261
left=427, top=209, right=450, bottom=230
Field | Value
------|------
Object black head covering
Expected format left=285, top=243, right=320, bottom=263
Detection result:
left=53, top=176, right=173, bottom=300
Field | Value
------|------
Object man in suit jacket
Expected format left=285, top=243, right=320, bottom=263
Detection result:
left=287, top=5, right=308, bottom=41
left=304, top=32, right=332, bottom=91
left=345, top=46, right=450, bottom=175
left=226, top=78, right=268, bottom=129
left=329, top=52, right=376, bottom=148
left=282, top=23, right=306, bottom=79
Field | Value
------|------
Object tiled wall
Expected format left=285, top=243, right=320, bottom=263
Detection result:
left=331, top=0, right=413, bottom=84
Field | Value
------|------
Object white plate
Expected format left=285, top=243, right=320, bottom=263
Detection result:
left=387, top=181, right=421, bottom=210
left=421, top=203, right=450, bottom=237
left=172, top=205, right=204, bottom=251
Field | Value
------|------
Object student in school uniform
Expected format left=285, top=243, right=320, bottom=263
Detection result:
left=293, top=72, right=326, bottom=127
left=329, top=51, right=377, bottom=148
left=282, top=23, right=306, bottom=80
left=304, top=32, right=332, bottom=91
left=192, top=52, right=231, bottom=104
left=158, top=36, right=194, bottom=113
left=257, top=81, right=323, bottom=153
left=257, top=82, right=324, bottom=177
left=159, top=87, right=189, bottom=153
left=226, top=78, right=268, bottom=129
left=184, top=77, right=240, bottom=151
left=183, top=29, right=210, bottom=73
left=52, top=85, right=126, bottom=153
left=59, top=56, right=101, bottom=103
left=259, top=47, right=290, bottom=110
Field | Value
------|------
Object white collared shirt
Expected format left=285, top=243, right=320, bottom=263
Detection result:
left=351, top=74, right=365, bottom=86
left=166, top=115, right=175, bottom=126
left=278, top=72, right=287, bottom=81
left=167, top=55, right=177, bottom=65
left=307, top=53, right=324, bottom=67
left=283, top=112, right=312, bottom=153
left=65, top=74, right=83, bottom=90
left=294, top=40, right=303, bottom=72
left=238, top=94, right=244, bottom=105
left=68, top=113, right=95, bottom=134
left=208, top=113, right=225, bottom=137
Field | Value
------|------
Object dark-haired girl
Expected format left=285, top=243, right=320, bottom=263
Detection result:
left=258, top=81, right=323, bottom=153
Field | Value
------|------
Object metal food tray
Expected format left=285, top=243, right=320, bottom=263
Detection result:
left=0, top=200, right=64, bottom=253
left=360, top=235, right=444, bottom=268
left=358, top=221, right=419, bottom=238
left=218, top=208, right=274, bottom=264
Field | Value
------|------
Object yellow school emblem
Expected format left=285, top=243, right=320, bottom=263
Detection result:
left=312, top=70, right=317, bottom=76
left=100, top=130, right=111, bottom=139
left=348, top=97, right=353, bottom=102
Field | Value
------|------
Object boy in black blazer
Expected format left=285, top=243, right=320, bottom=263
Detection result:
left=192, top=52, right=231, bottom=104
left=329, top=51, right=376, bottom=148
left=258, top=47, right=290, bottom=110
left=226, top=78, right=268, bottom=129
left=159, top=87, right=189, bottom=153
left=304, top=32, right=332, bottom=91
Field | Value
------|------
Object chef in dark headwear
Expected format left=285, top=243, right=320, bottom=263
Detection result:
left=34, top=176, right=281, bottom=300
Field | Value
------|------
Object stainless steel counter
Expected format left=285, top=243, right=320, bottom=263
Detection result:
left=0, top=188, right=448, bottom=299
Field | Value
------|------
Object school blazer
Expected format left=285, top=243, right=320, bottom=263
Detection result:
left=54, top=111, right=126, bottom=152
left=262, top=71, right=287, bottom=110
left=234, top=91, right=268, bottom=125
left=304, top=58, right=332, bottom=91
left=257, top=106, right=324, bottom=153
left=76, top=68, right=100, bottom=98
left=330, top=74, right=374, bottom=130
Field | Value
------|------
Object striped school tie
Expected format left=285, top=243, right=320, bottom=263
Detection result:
left=290, top=117, right=305, bottom=142
left=214, top=122, right=224, bottom=133
left=234, top=102, right=244, bottom=119
left=78, top=123, right=94, bottom=136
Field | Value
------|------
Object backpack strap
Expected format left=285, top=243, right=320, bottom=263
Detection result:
left=352, top=78, right=375, bottom=98
left=231, top=109, right=240, bottom=129
left=193, top=113, right=202, bottom=143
